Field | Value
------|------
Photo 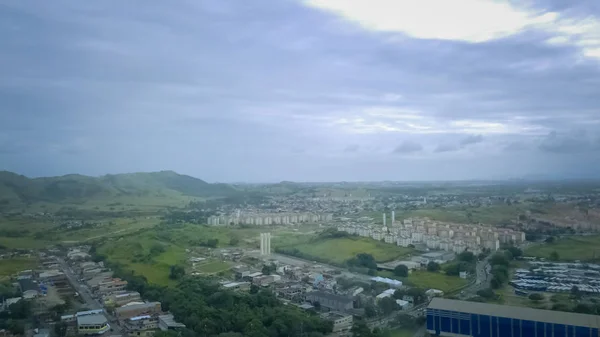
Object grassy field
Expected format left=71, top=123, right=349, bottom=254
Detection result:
left=98, top=231, right=187, bottom=286
left=0, top=257, right=38, bottom=277
left=387, top=328, right=417, bottom=337
left=525, top=235, right=600, bottom=262
left=379, top=270, right=468, bottom=292
left=287, top=237, right=414, bottom=264
left=194, top=260, right=231, bottom=274
left=368, top=204, right=529, bottom=225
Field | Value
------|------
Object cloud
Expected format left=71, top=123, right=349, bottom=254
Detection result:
left=303, top=0, right=600, bottom=60
left=538, top=131, right=594, bottom=153
left=460, top=134, right=484, bottom=146
left=392, top=141, right=423, bottom=154
left=344, top=144, right=360, bottom=152
left=1, top=0, right=600, bottom=180
left=434, top=144, right=459, bottom=153
left=503, top=141, right=529, bottom=152
left=304, top=0, right=546, bottom=43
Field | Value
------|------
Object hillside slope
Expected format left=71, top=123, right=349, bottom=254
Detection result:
left=0, top=170, right=235, bottom=206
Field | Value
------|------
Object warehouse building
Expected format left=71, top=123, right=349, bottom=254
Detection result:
left=427, top=298, right=600, bottom=337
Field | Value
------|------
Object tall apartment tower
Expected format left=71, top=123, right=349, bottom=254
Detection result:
left=383, top=213, right=386, bottom=227
left=260, top=233, right=271, bottom=255
left=392, top=211, right=395, bottom=226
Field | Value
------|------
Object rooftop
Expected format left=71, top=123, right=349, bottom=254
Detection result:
left=307, top=291, right=353, bottom=305
left=77, top=314, right=108, bottom=326
left=159, top=314, right=186, bottom=328
left=428, top=298, right=600, bottom=328
left=115, top=301, right=160, bottom=313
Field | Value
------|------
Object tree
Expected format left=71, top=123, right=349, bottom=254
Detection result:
left=444, top=263, right=460, bottom=276
left=261, top=263, right=276, bottom=275
left=477, top=288, right=496, bottom=299
left=378, top=297, right=398, bottom=315
left=490, top=253, right=510, bottom=266
left=393, top=264, right=409, bottom=277
left=490, top=276, right=502, bottom=289
left=54, top=321, right=68, bottom=337
left=313, top=301, right=321, bottom=310
left=550, top=251, right=560, bottom=261
left=427, top=261, right=440, bottom=272
left=528, top=293, right=544, bottom=301
left=506, top=246, right=523, bottom=259
left=458, top=251, right=476, bottom=263
left=545, top=236, right=556, bottom=243
left=229, top=237, right=240, bottom=246
left=169, top=265, right=185, bottom=280
left=364, top=304, right=377, bottom=318
left=406, top=288, right=427, bottom=305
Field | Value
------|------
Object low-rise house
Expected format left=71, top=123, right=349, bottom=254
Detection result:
left=305, top=291, right=354, bottom=312
left=158, top=314, right=186, bottom=331
left=115, top=302, right=162, bottom=321
left=321, top=312, right=353, bottom=334
left=77, top=314, right=110, bottom=335
left=104, top=292, right=141, bottom=307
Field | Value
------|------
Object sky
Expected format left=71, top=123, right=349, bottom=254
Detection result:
left=1, top=0, right=600, bottom=182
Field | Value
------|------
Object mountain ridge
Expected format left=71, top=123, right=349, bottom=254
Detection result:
left=0, top=170, right=236, bottom=205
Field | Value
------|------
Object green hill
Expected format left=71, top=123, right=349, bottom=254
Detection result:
left=0, top=170, right=236, bottom=207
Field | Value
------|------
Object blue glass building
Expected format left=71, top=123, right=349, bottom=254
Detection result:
left=427, top=298, right=600, bottom=337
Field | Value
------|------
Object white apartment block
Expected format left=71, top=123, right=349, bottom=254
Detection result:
left=335, top=217, right=524, bottom=255
left=207, top=213, right=332, bottom=226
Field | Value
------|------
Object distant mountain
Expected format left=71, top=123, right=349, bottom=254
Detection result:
left=0, top=170, right=236, bottom=205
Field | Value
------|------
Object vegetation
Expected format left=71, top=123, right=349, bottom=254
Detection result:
left=0, top=257, right=38, bottom=277
left=525, top=235, right=600, bottom=262
left=427, top=261, right=440, bottom=272
left=393, top=264, right=409, bottom=277
left=277, top=236, right=413, bottom=266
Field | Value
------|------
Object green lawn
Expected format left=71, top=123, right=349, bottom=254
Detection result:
left=194, top=260, right=231, bottom=274
left=98, top=231, right=186, bottom=286
left=288, top=237, right=414, bottom=264
left=525, top=236, right=600, bottom=262
left=386, top=328, right=416, bottom=337
left=369, top=204, right=529, bottom=225
left=0, top=257, right=38, bottom=277
left=379, top=270, right=468, bottom=292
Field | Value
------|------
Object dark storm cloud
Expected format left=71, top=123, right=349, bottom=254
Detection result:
left=1, top=0, right=600, bottom=180
left=460, top=135, right=484, bottom=146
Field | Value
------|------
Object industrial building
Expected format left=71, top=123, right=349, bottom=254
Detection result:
left=427, top=298, right=600, bottom=337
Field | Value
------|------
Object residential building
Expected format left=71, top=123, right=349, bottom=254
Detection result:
left=321, top=312, right=353, bottom=334
left=305, top=291, right=354, bottom=312
left=77, top=314, right=110, bottom=335
left=158, top=314, right=186, bottom=331
left=115, top=302, right=162, bottom=321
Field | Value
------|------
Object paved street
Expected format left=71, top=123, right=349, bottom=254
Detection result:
left=56, top=257, right=122, bottom=335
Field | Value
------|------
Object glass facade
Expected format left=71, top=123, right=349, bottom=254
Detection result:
left=427, top=308, right=599, bottom=337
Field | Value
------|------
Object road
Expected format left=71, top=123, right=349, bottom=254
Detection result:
left=56, top=257, right=122, bottom=335
left=56, top=257, right=103, bottom=310
left=267, top=253, right=374, bottom=282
